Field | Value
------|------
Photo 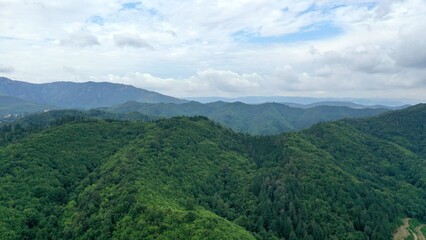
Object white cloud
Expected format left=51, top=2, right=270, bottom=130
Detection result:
left=99, top=68, right=262, bottom=97
left=113, top=33, right=153, bottom=49
left=320, top=45, right=396, bottom=74
left=0, top=0, right=425, bottom=100
left=394, top=18, right=426, bottom=68
left=60, top=33, right=100, bottom=47
left=0, top=64, right=15, bottom=73
left=195, top=69, right=261, bottom=92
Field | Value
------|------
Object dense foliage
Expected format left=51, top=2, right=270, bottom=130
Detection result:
left=0, top=110, right=155, bottom=147
left=0, top=104, right=425, bottom=239
left=107, top=101, right=389, bottom=135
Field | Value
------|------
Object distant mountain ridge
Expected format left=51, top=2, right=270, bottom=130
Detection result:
left=0, top=77, right=186, bottom=109
left=106, top=100, right=390, bottom=135
left=282, top=101, right=410, bottom=110
left=188, top=96, right=418, bottom=107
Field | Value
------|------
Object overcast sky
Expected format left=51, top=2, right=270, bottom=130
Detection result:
left=0, top=0, right=425, bottom=99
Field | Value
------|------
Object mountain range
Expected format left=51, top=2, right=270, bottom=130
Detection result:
left=0, top=77, right=185, bottom=109
left=188, top=96, right=418, bottom=107
left=281, top=101, right=409, bottom=110
left=0, top=76, right=395, bottom=134
left=1, top=77, right=417, bottom=111
left=0, top=104, right=425, bottom=239
left=106, top=101, right=389, bottom=135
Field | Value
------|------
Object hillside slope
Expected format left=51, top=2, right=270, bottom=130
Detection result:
left=108, top=101, right=389, bottom=134
left=0, top=104, right=424, bottom=239
left=0, top=96, right=51, bottom=115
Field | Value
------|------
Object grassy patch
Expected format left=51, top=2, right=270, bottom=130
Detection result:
left=409, top=219, right=421, bottom=230
left=421, top=225, right=426, bottom=236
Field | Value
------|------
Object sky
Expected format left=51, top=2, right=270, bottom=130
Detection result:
left=0, top=0, right=426, bottom=100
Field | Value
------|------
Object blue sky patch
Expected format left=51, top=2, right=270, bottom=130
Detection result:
left=120, top=1, right=159, bottom=18
left=232, top=22, right=343, bottom=44
left=298, top=4, right=317, bottom=16
left=320, top=4, right=346, bottom=14
left=147, top=8, right=159, bottom=17
left=366, top=2, right=377, bottom=10
left=121, top=1, right=141, bottom=10
left=89, top=16, right=104, bottom=26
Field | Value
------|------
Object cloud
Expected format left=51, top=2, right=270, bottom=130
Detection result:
left=320, top=45, right=396, bottom=74
left=100, top=68, right=262, bottom=96
left=394, top=19, right=426, bottom=68
left=95, top=65, right=426, bottom=100
left=195, top=68, right=261, bottom=92
left=0, top=64, right=15, bottom=73
left=0, top=0, right=426, bottom=101
left=113, top=33, right=153, bottom=49
left=60, top=33, right=100, bottom=47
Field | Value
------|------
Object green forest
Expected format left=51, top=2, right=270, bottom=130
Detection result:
left=106, top=100, right=388, bottom=135
left=0, top=104, right=425, bottom=239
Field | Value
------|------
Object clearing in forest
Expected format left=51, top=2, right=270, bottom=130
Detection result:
left=393, top=218, right=426, bottom=240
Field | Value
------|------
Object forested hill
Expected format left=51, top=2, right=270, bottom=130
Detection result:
left=345, top=104, right=426, bottom=156
left=0, top=96, right=51, bottom=115
left=0, top=104, right=425, bottom=239
left=107, top=100, right=389, bottom=135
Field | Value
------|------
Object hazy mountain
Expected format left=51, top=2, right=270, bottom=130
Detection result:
left=0, top=77, right=186, bottom=109
left=0, top=104, right=424, bottom=239
left=106, top=101, right=390, bottom=135
left=188, top=96, right=417, bottom=107
left=282, top=101, right=410, bottom=110
left=0, top=96, right=51, bottom=115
